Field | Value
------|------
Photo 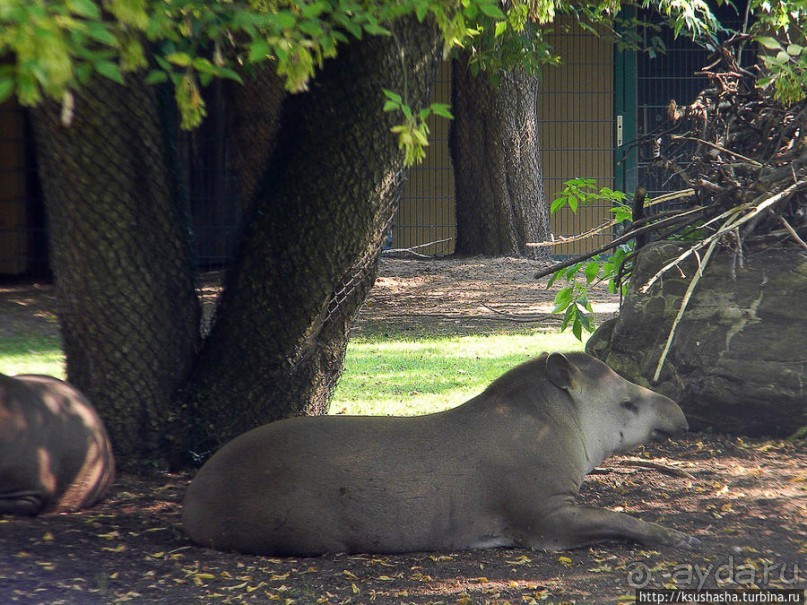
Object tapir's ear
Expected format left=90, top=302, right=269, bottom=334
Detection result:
left=546, top=353, right=583, bottom=392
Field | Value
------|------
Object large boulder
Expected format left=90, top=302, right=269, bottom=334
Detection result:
left=587, top=241, right=807, bottom=437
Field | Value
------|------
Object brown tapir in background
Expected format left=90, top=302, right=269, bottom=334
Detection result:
left=183, top=352, right=698, bottom=555
left=0, top=373, right=115, bottom=516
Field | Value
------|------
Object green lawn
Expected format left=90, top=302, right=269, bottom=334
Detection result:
left=0, top=329, right=586, bottom=417
left=330, top=329, right=585, bottom=416
left=0, top=336, right=65, bottom=378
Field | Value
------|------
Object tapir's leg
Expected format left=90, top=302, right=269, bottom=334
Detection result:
left=516, top=506, right=700, bottom=550
left=0, top=491, right=48, bottom=516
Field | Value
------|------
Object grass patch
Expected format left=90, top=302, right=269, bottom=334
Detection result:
left=0, top=329, right=586, bottom=418
left=331, top=329, right=586, bottom=417
left=0, top=336, right=65, bottom=377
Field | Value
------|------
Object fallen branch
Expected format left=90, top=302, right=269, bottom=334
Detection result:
left=480, top=304, right=561, bottom=323
left=528, top=220, right=615, bottom=248
left=617, top=458, right=697, bottom=480
left=382, top=238, right=452, bottom=258
left=591, top=458, right=697, bottom=479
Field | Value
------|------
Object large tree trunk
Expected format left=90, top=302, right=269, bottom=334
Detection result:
left=183, top=19, right=442, bottom=453
left=31, top=75, right=201, bottom=466
left=224, top=65, right=286, bottom=208
left=449, top=56, right=550, bottom=260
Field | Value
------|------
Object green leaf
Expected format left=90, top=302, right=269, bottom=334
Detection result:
left=214, top=67, right=243, bottom=84
left=786, top=44, right=803, bottom=57
left=86, top=22, right=117, bottom=46
left=564, top=262, right=583, bottom=280
left=478, top=3, right=506, bottom=19
left=165, top=52, right=192, bottom=67
left=578, top=309, right=594, bottom=331
left=95, top=61, right=124, bottom=84
left=144, top=70, right=169, bottom=85
left=552, top=288, right=573, bottom=313
left=0, top=79, right=14, bottom=104
left=494, top=21, right=508, bottom=37
left=382, top=89, right=402, bottom=104
left=272, top=11, right=297, bottom=31
left=301, top=2, right=328, bottom=19
left=412, top=128, right=429, bottom=146
left=430, top=103, right=453, bottom=119
left=756, top=36, right=783, bottom=51
left=572, top=316, right=583, bottom=341
left=611, top=204, right=633, bottom=222
left=248, top=40, right=270, bottom=62
left=363, top=23, right=390, bottom=36
left=298, top=21, right=324, bottom=37
left=192, top=58, right=215, bottom=74
left=550, top=196, right=567, bottom=214
left=414, top=0, right=429, bottom=22
left=67, top=0, right=101, bottom=19
left=561, top=304, right=576, bottom=332
left=154, top=55, right=172, bottom=72
left=584, top=262, right=600, bottom=284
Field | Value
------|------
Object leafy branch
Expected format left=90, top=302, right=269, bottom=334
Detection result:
left=382, top=89, right=453, bottom=166
left=540, top=179, right=633, bottom=340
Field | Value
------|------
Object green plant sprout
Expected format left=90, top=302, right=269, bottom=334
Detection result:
left=547, top=178, right=633, bottom=340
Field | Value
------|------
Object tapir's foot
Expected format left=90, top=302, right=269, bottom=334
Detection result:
left=0, top=493, right=48, bottom=516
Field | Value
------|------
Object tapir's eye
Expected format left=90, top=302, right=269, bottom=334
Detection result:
left=621, top=400, right=639, bottom=413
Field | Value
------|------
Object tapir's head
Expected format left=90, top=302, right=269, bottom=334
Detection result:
left=544, top=352, right=688, bottom=465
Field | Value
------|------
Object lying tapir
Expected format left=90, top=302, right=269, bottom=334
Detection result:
left=183, top=352, right=698, bottom=555
left=0, top=373, right=115, bottom=516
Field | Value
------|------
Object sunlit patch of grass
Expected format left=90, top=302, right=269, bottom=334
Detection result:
left=331, top=329, right=586, bottom=417
left=0, top=328, right=588, bottom=417
left=0, top=336, right=65, bottom=378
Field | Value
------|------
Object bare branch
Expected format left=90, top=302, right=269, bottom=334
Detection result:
left=534, top=206, right=706, bottom=280
left=778, top=216, right=807, bottom=251
left=382, top=238, right=452, bottom=258
left=640, top=180, right=807, bottom=293
left=653, top=237, right=719, bottom=381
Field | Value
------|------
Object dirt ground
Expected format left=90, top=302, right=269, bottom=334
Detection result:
left=0, top=257, right=805, bottom=604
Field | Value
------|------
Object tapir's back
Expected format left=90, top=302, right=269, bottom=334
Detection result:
left=182, top=405, right=543, bottom=555
left=0, top=374, right=115, bottom=515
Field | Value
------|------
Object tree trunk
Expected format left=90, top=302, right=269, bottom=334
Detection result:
left=31, top=75, right=201, bottom=466
left=183, top=19, right=442, bottom=454
left=224, top=65, right=286, bottom=208
left=449, top=56, right=550, bottom=260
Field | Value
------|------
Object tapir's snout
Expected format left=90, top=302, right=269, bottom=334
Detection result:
left=650, top=395, right=689, bottom=441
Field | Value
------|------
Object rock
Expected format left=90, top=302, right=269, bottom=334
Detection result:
left=587, top=241, right=807, bottom=437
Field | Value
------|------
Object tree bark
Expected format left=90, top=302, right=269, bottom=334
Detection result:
left=31, top=75, right=201, bottom=466
left=183, top=19, right=442, bottom=454
left=224, top=65, right=286, bottom=208
left=449, top=56, right=550, bottom=260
